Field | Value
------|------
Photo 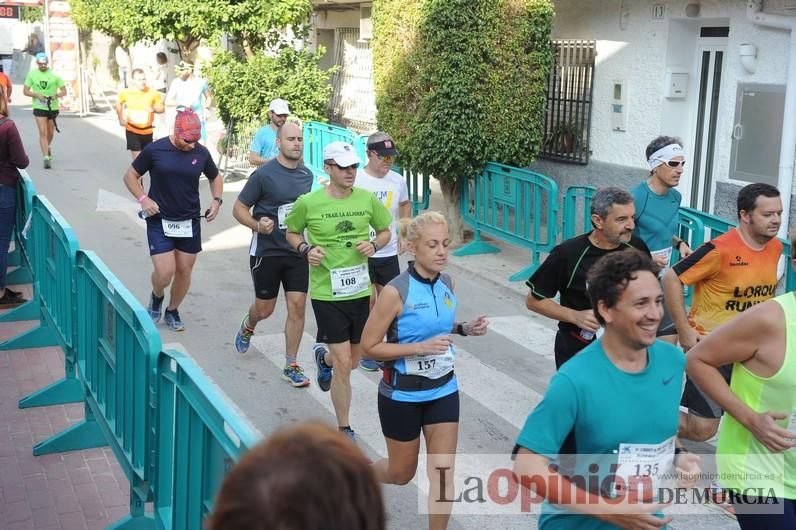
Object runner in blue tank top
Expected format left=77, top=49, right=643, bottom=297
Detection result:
left=361, top=211, right=489, bottom=530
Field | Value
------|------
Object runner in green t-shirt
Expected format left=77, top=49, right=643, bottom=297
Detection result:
left=286, top=141, right=392, bottom=440
left=22, top=53, right=66, bottom=169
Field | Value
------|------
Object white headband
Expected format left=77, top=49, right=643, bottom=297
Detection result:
left=648, top=143, right=683, bottom=170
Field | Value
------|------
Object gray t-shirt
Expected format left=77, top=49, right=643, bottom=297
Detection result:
left=237, top=158, right=314, bottom=257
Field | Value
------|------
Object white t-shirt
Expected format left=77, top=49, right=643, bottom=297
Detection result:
left=166, top=77, right=207, bottom=114
left=355, top=168, right=409, bottom=258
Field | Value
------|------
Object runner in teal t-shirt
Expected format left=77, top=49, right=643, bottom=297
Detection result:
left=513, top=250, right=698, bottom=529
left=285, top=141, right=392, bottom=441
left=631, top=136, right=693, bottom=342
left=23, top=53, right=66, bottom=168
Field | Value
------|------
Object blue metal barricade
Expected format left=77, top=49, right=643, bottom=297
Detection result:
left=153, top=349, right=261, bottom=530
left=455, top=162, right=559, bottom=281
left=2, top=195, right=84, bottom=409
left=37, top=249, right=163, bottom=527
left=303, top=121, right=357, bottom=169
left=560, top=185, right=596, bottom=241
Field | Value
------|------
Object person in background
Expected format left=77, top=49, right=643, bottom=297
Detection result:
left=152, top=52, right=168, bottom=96
left=0, top=65, right=11, bottom=104
left=0, top=91, right=30, bottom=307
left=116, top=68, right=164, bottom=159
left=166, top=61, right=212, bottom=143
left=22, top=53, right=65, bottom=169
left=208, top=422, right=385, bottom=530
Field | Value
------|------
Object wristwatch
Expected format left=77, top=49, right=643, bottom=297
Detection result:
left=213, top=197, right=223, bottom=205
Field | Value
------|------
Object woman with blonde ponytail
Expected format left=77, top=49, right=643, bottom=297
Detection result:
left=361, top=211, right=489, bottom=530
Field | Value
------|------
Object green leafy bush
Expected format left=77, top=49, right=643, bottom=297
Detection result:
left=372, top=0, right=554, bottom=239
left=204, top=47, right=335, bottom=130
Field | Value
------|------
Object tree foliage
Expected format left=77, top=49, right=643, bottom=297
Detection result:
left=70, top=0, right=312, bottom=58
left=372, top=0, right=554, bottom=237
left=20, top=6, right=43, bottom=23
left=204, top=47, right=334, bottom=128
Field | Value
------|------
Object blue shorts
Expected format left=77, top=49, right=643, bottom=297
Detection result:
left=146, top=218, right=202, bottom=256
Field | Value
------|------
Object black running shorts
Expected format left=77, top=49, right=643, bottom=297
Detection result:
left=311, top=297, right=370, bottom=344
left=378, top=391, right=460, bottom=442
left=250, top=255, right=309, bottom=300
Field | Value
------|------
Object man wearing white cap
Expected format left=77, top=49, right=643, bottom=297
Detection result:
left=249, top=98, right=290, bottom=167
left=285, top=141, right=392, bottom=441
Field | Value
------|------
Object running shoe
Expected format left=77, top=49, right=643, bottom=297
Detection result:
left=359, top=358, right=379, bottom=371
left=5, top=288, right=23, bottom=298
left=0, top=290, right=25, bottom=308
left=43, top=156, right=51, bottom=169
left=164, top=308, right=185, bottom=331
left=339, top=426, right=356, bottom=443
left=147, top=292, right=164, bottom=323
left=314, top=343, right=332, bottom=392
left=281, top=363, right=310, bottom=387
left=234, top=314, right=254, bottom=354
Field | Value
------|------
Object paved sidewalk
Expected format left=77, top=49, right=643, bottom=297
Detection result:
left=0, top=286, right=131, bottom=530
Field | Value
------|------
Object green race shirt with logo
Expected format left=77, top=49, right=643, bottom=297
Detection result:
left=285, top=187, right=392, bottom=301
left=24, top=69, right=65, bottom=110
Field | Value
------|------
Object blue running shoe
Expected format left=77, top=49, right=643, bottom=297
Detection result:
left=234, top=314, right=254, bottom=353
left=314, top=343, right=332, bottom=392
left=282, top=363, right=310, bottom=387
left=359, top=358, right=379, bottom=371
left=339, top=426, right=356, bottom=443
left=147, top=292, right=164, bottom=323
left=164, top=308, right=184, bottom=331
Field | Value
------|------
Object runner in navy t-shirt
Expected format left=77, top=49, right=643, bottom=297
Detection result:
left=123, top=109, right=222, bottom=331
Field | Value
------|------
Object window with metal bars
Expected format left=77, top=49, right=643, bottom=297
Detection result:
left=539, top=39, right=596, bottom=165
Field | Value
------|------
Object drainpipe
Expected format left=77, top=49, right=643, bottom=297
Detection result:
left=747, top=0, right=795, bottom=239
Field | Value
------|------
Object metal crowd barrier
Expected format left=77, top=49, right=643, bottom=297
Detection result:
left=560, top=185, right=596, bottom=241
left=455, top=162, right=559, bottom=281
left=303, top=121, right=356, bottom=169
left=218, top=120, right=258, bottom=180
left=1, top=195, right=84, bottom=409
left=153, top=349, right=260, bottom=529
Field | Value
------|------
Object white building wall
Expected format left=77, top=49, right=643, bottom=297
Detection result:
left=552, top=0, right=792, bottom=189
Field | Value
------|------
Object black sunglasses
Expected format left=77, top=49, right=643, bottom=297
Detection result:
left=327, top=162, right=360, bottom=170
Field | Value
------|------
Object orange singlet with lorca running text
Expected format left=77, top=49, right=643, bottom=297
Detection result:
left=672, top=227, right=782, bottom=335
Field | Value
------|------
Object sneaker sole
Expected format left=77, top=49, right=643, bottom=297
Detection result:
left=359, top=362, right=379, bottom=372
left=281, top=374, right=310, bottom=388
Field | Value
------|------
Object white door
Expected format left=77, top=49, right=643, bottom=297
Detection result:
left=688, top=41, right=726, bottom=212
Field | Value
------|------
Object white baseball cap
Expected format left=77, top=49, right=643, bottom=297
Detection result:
left=268, top=98, right=290, bottom=115
left=323, top=142, right=361, bottom=167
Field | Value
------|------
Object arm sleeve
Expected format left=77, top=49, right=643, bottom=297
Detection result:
left=8, top=123, right=30, bottom=169
left=203, top=151, right=219, bottom=180
left=249, top=128, right=264, bottom=154
left=526, top=245, right=566, bottom=300
left=284, top=196, right=308, bottom=233
left=237, top=172, right=263, bottom=207
left=131, top=144, right=153, bottom=176
left=398, top=176, right=409, bottom=203
left=56, top=76, right=65, bottom=88
left=672, top=242, right=720, bottom=286
left=370, top=193, right=393, bottom=231
left=515, top=373, right=578, bottom=458
left=23, top=71, right=32, bottom=88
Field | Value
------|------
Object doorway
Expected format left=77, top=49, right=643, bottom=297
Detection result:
left=689, top=29, right=727, bottom=212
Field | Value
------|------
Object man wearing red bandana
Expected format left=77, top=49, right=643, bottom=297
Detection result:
left=122, top=109, right=224, bottom=331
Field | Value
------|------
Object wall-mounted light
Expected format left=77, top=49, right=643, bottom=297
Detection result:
left=685, top=4, right=701, bottom=18
left=739, top=42, right=757, bottom=74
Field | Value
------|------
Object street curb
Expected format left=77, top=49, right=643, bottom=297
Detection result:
left=445, top=255, right=530, bottom=303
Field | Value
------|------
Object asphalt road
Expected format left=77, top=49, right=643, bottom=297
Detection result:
left=7, top=94, right=739, bottom=530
